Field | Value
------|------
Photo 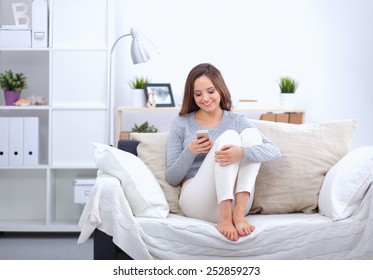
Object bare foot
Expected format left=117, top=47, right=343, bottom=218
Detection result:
left=217, top=218, right=239, bottom=241
left=217, top=200, right=239, bottom=241
left=233, top=209, right=255, bottom=237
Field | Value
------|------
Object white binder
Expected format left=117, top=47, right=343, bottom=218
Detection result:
left=23, top=117, right=39, bottom=166
left=32, top=0, right=48, bottom=48
left=0, top=117, right=10, bottom=166
left=9, top=117, right=24, bottom=166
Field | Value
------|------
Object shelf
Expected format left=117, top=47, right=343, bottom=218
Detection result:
left=46, top=220, right=81, bottom=232
left=233, top=107, right=305, bottom=113
left=50, top=165, right=97, bottom=169
left=0, top=106, right=50, bottom=111
left=0, top=48, right=50, bottom=52
left=0, top=165, right=49, bottom=170
left=118, top=106, right=181, bottom=112
left=51, top=47, right=108, bottom=52
left=117, top=106, right=305, bottom=113
left=116, top=106, right=306, bottom=145
left=0, top=219, right=80, bottom=232
left=52, top=105, right=107, bottom=110
left=0, top=219, right=46, bottom=231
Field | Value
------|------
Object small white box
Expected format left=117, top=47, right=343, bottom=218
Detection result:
left=0, top=25, right=31, bottom=48
left=32, top=0, right=49, bottom=48
left=74, top=185, right=94, bottom=204
left=73, top=177, right=95, bottom=204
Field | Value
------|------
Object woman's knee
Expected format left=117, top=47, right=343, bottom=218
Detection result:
left=240, top=128, right=262, bottom=146
left=216, top=129, right=241, bottom=149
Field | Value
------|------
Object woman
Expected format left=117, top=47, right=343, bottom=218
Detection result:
left=166, top=63, right=281, bottom=241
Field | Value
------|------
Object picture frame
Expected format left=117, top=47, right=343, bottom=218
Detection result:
left=144, top=83, right=175, bottom=107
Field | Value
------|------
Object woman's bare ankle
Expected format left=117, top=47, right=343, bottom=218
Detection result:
left=233, top=207, right=255, bottom=236
left=217, top=200, right=238, bottom=241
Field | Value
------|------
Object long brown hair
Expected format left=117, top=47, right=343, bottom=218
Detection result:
left=179, top=63, right=232, bottom=116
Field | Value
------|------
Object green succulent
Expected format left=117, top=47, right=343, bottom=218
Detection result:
left=128, top=76, right=151, bottom=89
left=278, top=76, right=298, bottom=93
left=0, top=70, right=28, bottom=92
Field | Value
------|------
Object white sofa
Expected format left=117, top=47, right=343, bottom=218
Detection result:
left=78, top=119, right=373, bottom=259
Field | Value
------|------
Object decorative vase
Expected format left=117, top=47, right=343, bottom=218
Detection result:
left=279, top=93, right=296, bottom=109
left=4, top=91, right=21, bottom=106
left=131, top=89, right=146, bottom=107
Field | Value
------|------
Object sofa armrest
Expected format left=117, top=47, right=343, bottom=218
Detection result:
left=118, top=139, right=139, bottom=155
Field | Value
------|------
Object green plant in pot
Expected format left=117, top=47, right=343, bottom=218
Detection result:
left=128, top=76, right=151, bottom=107
left=128, top=76, right=150, bottom=89
left=278, top=76, right=298, bottom=108
left=0, top=70, right=28, bottom=105
left=278, top=76, right=298, bottom=93
left=131, top=121, right=158, bottom=133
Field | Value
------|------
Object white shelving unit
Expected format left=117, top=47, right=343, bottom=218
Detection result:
left=0, top=0, right=110, bottom=232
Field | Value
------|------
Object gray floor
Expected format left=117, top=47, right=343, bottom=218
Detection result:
left=0, top=232, right=93, bottom=260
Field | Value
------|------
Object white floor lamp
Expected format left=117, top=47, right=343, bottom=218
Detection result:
left=108, top=27, right=158, bottom=146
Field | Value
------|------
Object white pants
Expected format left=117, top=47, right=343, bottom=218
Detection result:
left=179, top=128, right=263, bottom=223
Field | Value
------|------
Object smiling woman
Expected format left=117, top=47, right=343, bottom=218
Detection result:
left=166, top=63, right=281, bottom=241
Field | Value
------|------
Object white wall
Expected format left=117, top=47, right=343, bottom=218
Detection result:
left=113, top=0, right=373, bottom=148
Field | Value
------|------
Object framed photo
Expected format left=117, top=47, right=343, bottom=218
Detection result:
left=144, top=83, right=175, bottom=107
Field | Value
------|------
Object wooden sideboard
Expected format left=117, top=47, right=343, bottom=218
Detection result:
left=116, top=106, right=305, bottom=145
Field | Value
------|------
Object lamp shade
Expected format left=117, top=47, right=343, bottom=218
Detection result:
left=130, top=28, right=158, bottom=64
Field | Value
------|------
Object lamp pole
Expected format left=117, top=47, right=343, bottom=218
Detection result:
left=108, top=33, right=132, bottom=146
left=108, top=28, right=158, bottom=146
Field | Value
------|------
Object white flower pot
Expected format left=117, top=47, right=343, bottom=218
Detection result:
left=279, top=93, right=296, bottom=109
left=131, top=89, right=146, bottom=107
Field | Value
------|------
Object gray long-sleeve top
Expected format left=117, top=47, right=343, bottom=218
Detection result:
left=166, top=110, right=281, bottom=186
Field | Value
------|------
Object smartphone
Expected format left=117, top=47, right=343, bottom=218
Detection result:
left=196, top=129, right=210, bottom=140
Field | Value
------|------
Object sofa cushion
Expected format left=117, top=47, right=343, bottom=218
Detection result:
left=250, top=119, right=356, bottom=214
left=92, top=142, right=169, bottom=218
left=318, top=146, right=373, bottom=220
left=130, top=132, right=182, bottom=214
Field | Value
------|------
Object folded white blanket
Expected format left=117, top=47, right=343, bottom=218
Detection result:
left=78, top=173, right=153, bottom=259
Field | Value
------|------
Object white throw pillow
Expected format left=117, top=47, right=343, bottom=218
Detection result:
left=250, top=119, right=356, bottom=214
left=319, top=146, right=373, bottom=220
left=130, top=132, right=182, bottom=214
left=92, top=142, right=169, bottom=218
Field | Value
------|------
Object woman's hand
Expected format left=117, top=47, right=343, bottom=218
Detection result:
left=215, top=145, right=243, bottom=166
left=188, top=137, right=212, bottom=154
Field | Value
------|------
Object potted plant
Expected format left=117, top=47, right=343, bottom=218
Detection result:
left=278, top=76, right=298, bottom=108
left=0, top=70, right=28, bottom=106
left=119, top=121, right=158, bottom=140
left=131, top=121, right=158, bottom=133
left=128, top=76, right=151, bottom=107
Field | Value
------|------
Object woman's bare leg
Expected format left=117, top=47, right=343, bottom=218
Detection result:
left=233, top=192, right=255, bottom=236
left=216, top=199, right=238, bottom=241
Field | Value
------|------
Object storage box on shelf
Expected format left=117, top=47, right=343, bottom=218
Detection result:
left=0, top=25, right=31, bottom=48
left=73, top=177, right=96, bottom=205
left=0, top=0, right=48, bottom=48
